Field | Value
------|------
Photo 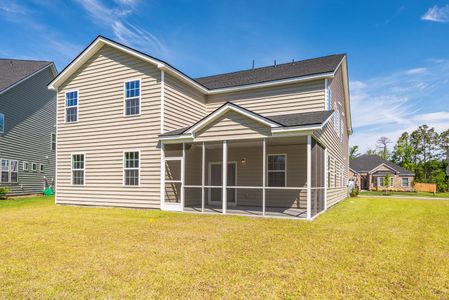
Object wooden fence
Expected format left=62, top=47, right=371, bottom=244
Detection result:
left=415, top=183, right=437, bottom=193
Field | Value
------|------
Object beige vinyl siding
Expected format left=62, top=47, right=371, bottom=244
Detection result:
left=315, top=66, right=349, bottom=207
left=164, top=73, right=206, bottom=132
left=56, top=45, right=162, bottom=208
left=195, top=111, right=272, bottom=142
left=206, top=80, right=325, bottom=116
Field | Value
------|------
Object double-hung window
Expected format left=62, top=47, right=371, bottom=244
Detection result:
left=32, top=163, right=37, bottom=172
left=65, top=91, right=78, bottom=122
left=124, top=151, right=139, bottom=186
left=267, top=154, right=286, bottom=187
left=1, top=159, right=18, bottom=183
left=124, top=80, right=140, bottom=116
left=0, top=113, right=4, bottom=133
left=72, top=154, right=85, bottom=185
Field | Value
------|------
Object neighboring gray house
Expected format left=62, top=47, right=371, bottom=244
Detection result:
left=0, top=59, right=57, bottom=195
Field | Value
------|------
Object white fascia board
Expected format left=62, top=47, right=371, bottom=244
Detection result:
left=2, top=63, right=56, bottom=95
left=340, top=58, right=353, bottom=135
left=206, top=72, right=334, bottom=95
left=159, top=134, right=194, bottom=144
left=271, top=125, right=322, bottom=135
left=185, top=103, right=280, bottom=134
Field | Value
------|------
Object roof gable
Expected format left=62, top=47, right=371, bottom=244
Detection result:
left=350, top=154, right=414, bottom=175
left=0, top=59, right=55, bottom=94
left=186, top=102, right=280, bottom=135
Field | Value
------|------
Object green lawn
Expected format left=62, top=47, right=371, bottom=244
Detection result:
left=359, top=190, right=449, bottom=198
left=1, top=196, right=448, bottom=299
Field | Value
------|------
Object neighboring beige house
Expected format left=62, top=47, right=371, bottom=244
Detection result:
left=48, top=36, right=352, bottom=220
left=350, top=155, right=415, bottom=191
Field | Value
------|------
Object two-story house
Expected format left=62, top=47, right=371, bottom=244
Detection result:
left=48, top=36, right=351, bottom=220
left=0, top=59, right=57, bottom=195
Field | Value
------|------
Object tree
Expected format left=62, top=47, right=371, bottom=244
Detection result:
left=366, top=148, right=377, bottom=155
left=350, top=145, right=360, bottom=160
left=391, top=132, right=414, bottom=172
left=384, top=172, right=391, bottom=195
left=376, top=136, right=392, bottom=160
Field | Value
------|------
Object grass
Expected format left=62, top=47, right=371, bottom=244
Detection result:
left=359, top=190, right=449, bottom=198
left=0, top=196, right=448, bottom=299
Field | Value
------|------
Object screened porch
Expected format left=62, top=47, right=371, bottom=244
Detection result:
left=161, top=135, right=327, bottom=220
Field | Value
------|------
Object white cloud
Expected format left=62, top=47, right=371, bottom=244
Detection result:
left=75, top=0, right=169, bottom=58
left=421, top=5, right=449, bottom=23
left=0, top=1, right=27, bottom=15
left=350, top=59, right=449, bottom=152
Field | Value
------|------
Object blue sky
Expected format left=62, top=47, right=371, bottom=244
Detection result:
left=1, top=0, right=449, bottom=152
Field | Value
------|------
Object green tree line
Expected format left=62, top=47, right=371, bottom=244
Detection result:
left=351, top=125, right=449, bottom=192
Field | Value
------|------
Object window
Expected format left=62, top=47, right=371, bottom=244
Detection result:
left=65, top=91, right=78, bottom=122
left=0, top=113, right=4, bottom=133
left=32, top=163, right=37, bottom=172
left=124, top=151, right=139, bottom=186
left=51, top=133, right=56, bottom=151
left=124, top=80, right=140, bottom=116
left=23, top=161, right=29, bottom=172
left=267, top=154, right=286, bottom=187
left=1, top=159, right=18, bottom=183
left=401, top=178, right=409, bottom=187
left=40, top=164, right=44, bottom=173
left=72, top=154, right=85, bottom=185
left=1, top=160, right=9, bottom=183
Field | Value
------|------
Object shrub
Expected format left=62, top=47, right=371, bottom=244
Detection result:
left=0, top=187, right=10, bottom=200
left=350, top=187, right=359, bottom=197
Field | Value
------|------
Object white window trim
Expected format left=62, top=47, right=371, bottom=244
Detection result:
left=71, top=153, right=85, bottom=186
left=267, top=154, right=287, bottom=187
left=0, top=112, right=4, bottom=134
left=123, top=79, right=142, bottom=117
left=1, top=159, right=18, bottom=183
left=31, top=162, right=37, bottom=172
left=23, top=161, right=29, bottom=172
left=64, top=90, right=79, bottom=124
left=123, top=150, right=141, bottom=186
left=40, top=164, right=44, bottom=173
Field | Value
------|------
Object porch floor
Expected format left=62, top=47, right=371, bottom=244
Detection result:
left=184, top=205, right=307, bottom=219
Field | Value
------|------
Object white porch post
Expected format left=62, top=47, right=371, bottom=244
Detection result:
left=201, top=142, right=205, bottom=213
left=181, top=143, right=185, bottom=211
left=262, top=138, right=266, bottom=216
left=324, top=148, right=328, bottom=211
left=222, top=140, right=228, bottom=214
left=160, top=143, right=165, bottom=210
left=306, top=135, right=312, bottom=220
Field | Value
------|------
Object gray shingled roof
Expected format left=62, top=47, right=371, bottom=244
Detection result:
left=350, top=154, right=414, bottom=175
left=194, top=54, right=345, bottom=89
left=160, top=103, right=333, bottom=137
left=0, top=59, right=52, bottom=93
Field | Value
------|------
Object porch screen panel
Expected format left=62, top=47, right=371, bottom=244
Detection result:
left=311, top=139, right=325, bottom=216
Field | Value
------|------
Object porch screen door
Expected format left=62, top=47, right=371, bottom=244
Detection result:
left=209, top=163, right=236, bottom=205
left=164, top=158, right=183, bottom=211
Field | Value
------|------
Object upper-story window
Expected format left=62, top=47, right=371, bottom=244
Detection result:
left=65, top=91, right=78, bottom=123
left=124, top=80, right=140, bottom=116
left=0, top=113, right=4, bottom=133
